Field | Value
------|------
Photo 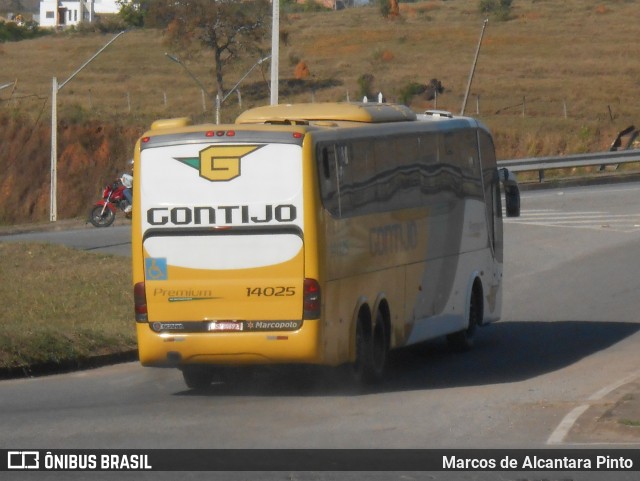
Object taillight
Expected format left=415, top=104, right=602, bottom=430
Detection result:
left=134, top=282, right=148, bottom=322
left=303, top=278, right=321, bottom=319
left=205, top=130, right=236, bottom=137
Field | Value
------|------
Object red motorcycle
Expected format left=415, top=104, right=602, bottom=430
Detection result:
left=88, top=181, right=131, bottom=227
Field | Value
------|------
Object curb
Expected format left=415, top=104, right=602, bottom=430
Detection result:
left=558, top=375, right=640, bottom=445
left=0, top=218, right=93, bottom=236
left=0, top=350, right=138, bottom=380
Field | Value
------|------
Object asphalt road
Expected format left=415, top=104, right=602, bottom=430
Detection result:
left=0, top=222, right=132, bottom=257
left=1, top=182, right=640, bottom=480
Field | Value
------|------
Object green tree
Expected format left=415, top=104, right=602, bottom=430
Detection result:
left=0, top=20, right=50, bottom=42
left=479, top=0, right=513, bottom=21
left=153, top=0, right=271, bottom=99
left=357, top=73, right=375, bottom=100
left=117, top=0, right=149, bottom=28
left=378, top=0, right=399, bottom=18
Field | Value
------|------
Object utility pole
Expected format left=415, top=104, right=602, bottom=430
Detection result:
left=270, top=0, right=279, bottom=105
left=167, top=53, right=269, bottom=124
left=50, top=30, right=126, bottom=222
left=461, top=19, right=488, bottom=116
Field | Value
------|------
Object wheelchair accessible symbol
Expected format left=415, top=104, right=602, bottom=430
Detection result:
left=145, top=257, right=168, bottom=280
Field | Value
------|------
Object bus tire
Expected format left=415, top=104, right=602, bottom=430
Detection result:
left=181, top=365, right=214, bottom=390
left=371, top=308, right=388, bottom=379
left=447, top=280, right=483, bottom=352
left=351, top=308, right=387, bottom=385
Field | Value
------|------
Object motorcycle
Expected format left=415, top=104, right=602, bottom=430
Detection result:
left=88, top=180, right=131, bottom=227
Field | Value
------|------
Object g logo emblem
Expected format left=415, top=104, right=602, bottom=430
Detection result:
left=199, top=145, right=261, bottom=182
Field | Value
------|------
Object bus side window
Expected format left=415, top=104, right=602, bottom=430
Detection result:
left=419, top=133, right=439, bottom=196
left=317, top=144, right=340, bottom=217
left=336, top=144, right=352, bottom=215
left=479, top=130, right=502, bottom=257
left=322, top=147, right=331, bottom=180
left=418, top=134, right=438, bottom=164
left=439, top=132, right=462, bottom=194
left=337, top=144, right=349, bottom=172
left=351, top=140, right=375, bottom=213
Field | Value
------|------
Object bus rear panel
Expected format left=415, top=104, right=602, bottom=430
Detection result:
left=133, top=127, right=322, bottom=367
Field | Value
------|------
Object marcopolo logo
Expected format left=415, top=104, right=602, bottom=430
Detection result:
left=175, top=144, right=263, bottom=182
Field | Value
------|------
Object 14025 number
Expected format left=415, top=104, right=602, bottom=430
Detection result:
left=246, top=286, right=296, bottom=297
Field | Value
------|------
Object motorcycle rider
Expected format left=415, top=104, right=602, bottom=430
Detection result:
left=120, top=160, right=133, bottom=214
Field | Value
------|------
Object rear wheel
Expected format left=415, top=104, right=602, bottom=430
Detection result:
left=351, top=308, right=388, bottom=385
left=371, top=309, right=388, bottom=379
left=88, top=205, right=115, bottom=227
left=350, top=316, right=368, bottom=384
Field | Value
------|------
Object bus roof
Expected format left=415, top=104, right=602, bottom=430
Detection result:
left=236, top=102, right=417, bottom=124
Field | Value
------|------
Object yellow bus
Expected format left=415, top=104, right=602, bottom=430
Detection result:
left=131, top=102, right=520, bottom=389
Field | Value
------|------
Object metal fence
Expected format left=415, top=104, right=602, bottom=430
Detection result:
left=497, top=149, right=640, bottom=182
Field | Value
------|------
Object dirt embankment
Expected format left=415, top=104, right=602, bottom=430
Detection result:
left=0, top=113, right=143, bottom=224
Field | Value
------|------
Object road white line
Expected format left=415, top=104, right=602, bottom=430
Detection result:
left=504, top=221, right=640, bottom=233
left=525, top=219, right=638, bottom=225
left=587, top=372, right=640, bottom=402
left=547, top=372, right=640, bottom=445
left=547, top=405, right=590, bottom=445
left=516, top=214, right=640, bottom=220
left=519, top=213, right=605, bottom=218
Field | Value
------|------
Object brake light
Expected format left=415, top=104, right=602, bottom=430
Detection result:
left=134, top=282, right=148, bottom=322
left=205, top=130, right=236, bottom=137
left=303, top=278, right=321, bottom=319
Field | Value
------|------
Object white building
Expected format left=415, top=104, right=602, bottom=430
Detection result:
left=39, top=0, right=122, bottom=28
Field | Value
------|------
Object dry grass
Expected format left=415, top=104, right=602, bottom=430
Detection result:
left=0, top=242, right=135, bottom=370
left=1, top=0, right=640, bottom=223
left=2, top=1, right=639, bottom=156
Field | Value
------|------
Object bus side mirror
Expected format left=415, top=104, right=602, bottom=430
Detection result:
left=499, top=168, right=520, bottom=218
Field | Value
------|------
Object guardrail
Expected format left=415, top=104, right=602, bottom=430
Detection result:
left=497, top=149, right=640, bottom=182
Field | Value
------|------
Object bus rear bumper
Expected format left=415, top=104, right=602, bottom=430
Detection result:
left=136, top=320, right=322, bottom=367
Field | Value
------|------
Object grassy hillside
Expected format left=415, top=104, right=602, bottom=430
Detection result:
left=1, top=0, right=640, bottom=223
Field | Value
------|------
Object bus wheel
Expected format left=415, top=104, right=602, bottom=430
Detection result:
left=371, top=309, right=388, bottom=379
left=351, top=309, right=387, bottom=385
left=181, top=365, right=214, bottom=390
left=350, top=315, right=368, bottom=384
left=447, top=281, right=483, bottom=352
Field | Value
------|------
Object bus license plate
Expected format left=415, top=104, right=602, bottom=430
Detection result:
left=208, top=321, right=243, bottom=332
